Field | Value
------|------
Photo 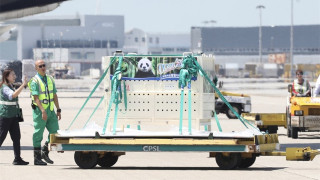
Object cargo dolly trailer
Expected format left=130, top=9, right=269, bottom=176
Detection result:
left=53, top=52, right=319, bottom=170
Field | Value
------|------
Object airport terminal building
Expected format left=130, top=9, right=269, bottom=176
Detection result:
left=1, top=15, right=124, bottom=76
left=191, top=25, right=320, bottom=66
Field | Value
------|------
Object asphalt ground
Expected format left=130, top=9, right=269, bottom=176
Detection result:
left=0, top=78, right=320, bottom=180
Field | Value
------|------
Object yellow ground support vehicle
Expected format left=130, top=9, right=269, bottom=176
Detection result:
left=286, top=85, right=320, bottom=138
left=242, top=85, right=320, bottom=138
left=215, top=91, right=251, bottom=119
left=241, top=113, right=286, bottom=134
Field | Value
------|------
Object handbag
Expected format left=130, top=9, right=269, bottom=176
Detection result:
left=17, top=108, right=24, bottom=122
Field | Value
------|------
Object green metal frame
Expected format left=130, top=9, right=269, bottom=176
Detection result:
left=60, top=144, right=247, bottom=152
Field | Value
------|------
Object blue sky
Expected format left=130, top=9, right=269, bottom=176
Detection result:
left=36, top=0, right=320, bottom=33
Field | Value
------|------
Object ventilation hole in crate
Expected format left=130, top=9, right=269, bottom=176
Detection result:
left=148, top=109, right=150, bottom=111
left=129, top=109, right=131, bottom=111
left=166, top=109, right=168, bottom=111
left=175, top=109, right=178, bottom=111
left=184, top=109, right=187, bottom=111
left=143, top=109, right=145, bottom=111
left=194, top=102, right=196, bottom=103
left=162, top=110, right=164, bottom=111
left=194, top=109, right=196, bottom=111
left=133, top=109, right=136, bottom=111
left=138, top=109, right=140, bottom=111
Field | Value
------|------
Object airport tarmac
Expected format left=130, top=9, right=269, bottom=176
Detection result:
left=1, top=78, right=320, bottom=180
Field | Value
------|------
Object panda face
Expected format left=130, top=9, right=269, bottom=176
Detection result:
left=138, top=58, right=152, bottom=72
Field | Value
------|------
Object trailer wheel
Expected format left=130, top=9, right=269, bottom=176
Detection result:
left=291, top=127, right=298, bottom=139
left=238, top=155, right=256, bottom=168
left=215, top=153, right=241, bottom=170
left=97, top=153, right=119, bottom=168
left=226, top=105, right=241, bottom=119
left=74, top=151, right=98, bottom=169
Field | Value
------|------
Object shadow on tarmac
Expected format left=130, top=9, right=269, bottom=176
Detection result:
left=62, top=166, right=286, bottom=171
left=0, top=146, right=33, bottom=150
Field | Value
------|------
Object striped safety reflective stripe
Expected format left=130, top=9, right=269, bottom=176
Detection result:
left=0, top=101, right=17, bottom=105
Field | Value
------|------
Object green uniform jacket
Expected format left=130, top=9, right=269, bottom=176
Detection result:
left=0, top=84, right=19, bottom=118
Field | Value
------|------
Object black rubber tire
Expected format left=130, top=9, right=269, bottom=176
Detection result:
left=287, top=126, right=292, bottom=137
left=267, top=126, right=278, bottom=134
left=97, top=153, right=119, bottom=168
left=291, top=127, right=298, bottom=139
left=215, top=153, right=241, bottom=170
left=238, top=155, right=256, bottom=168
left=259, top=128, right=266, bottom=132
left=286, top=107, right=292, bottom=137
left=226, top=105, right=241, bottom=119
left=74, top=151, right=98, bottom=169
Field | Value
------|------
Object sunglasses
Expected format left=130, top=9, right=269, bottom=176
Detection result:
left=38, top=64, right=46, bottom=68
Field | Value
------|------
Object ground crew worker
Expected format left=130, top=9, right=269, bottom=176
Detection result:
left=28, top=60, right=61, bottom=165
left=0, top=69, right=29, bottom=165
left=292, top=69, right=311, bottom=97
left=314, top=74, right=320, bottom=97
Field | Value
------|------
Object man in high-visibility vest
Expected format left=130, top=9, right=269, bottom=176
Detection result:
left=28, top=59, right=61, bottom=166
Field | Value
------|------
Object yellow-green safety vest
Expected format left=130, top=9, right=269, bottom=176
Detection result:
left=28, top=75, right=54, bottom=111
left=293, top=79, right=308, bottom=94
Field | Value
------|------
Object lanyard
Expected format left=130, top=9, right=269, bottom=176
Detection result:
left=37, top=74, right=51, bottom=105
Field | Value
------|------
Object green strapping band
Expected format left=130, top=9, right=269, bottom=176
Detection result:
left=67, top=57, right=117, bottom=130
left=214, top=111, right=222, bottom=132
left=192, top=57, right=258, bottom=130
left=83, top=95, right=105, bottom=129
left=102, top=56, right=125, bottom=134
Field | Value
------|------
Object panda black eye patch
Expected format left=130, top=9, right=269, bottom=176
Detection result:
left=146, top=63, right=149, bottom=67
left=140, top=64, right=143, bottom=68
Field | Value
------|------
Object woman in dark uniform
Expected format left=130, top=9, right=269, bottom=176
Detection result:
left=0, top=68, right=29, bottom=165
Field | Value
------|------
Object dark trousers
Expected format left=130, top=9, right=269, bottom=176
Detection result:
left=0, top=117, right=21, bottom=159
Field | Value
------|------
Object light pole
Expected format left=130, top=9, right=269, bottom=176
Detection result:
left=256, top=5, right=265, bottom=64
left=59, top=32, right=63, bottom=66
left=290, top=0, right=294, bottom=78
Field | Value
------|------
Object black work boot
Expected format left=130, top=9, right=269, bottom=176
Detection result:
left=13, top=157, right=29, bottom=165
left=34, top=148, right=47, bottom=166
left=41, top=142, right=54, bottom=164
